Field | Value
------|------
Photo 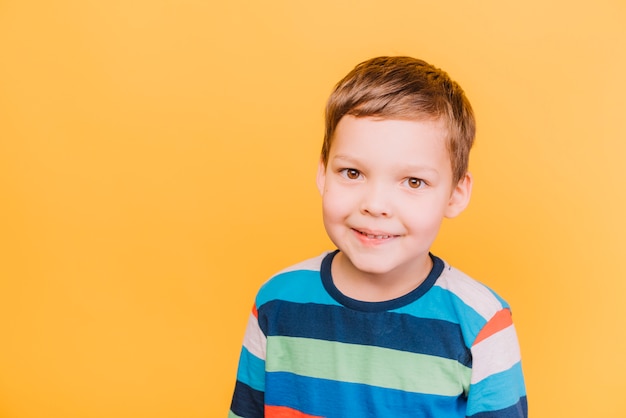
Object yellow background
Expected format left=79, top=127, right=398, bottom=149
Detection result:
left=1, top=0, right=625, bottom=416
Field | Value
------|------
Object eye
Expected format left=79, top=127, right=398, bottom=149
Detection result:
left=406, top=177, right=425, bottom=189
left=340, top=168, right=362, bottom=180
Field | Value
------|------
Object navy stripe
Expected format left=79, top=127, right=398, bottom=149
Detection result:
left=258, top=300, right=472, bottom=367
left=266, top=371, right=466, bottom=418
left=230, top=380, right=264, bottom=418
left=467, top=396, right=528, bottom=418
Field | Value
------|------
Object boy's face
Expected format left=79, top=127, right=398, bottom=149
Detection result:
left=317, top=115, right=472, bottom=284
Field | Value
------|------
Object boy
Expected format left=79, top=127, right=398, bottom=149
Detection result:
left=229, top=56, right=527, bottom=418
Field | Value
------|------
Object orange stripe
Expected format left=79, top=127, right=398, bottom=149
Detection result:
left=473, top=308, right=513, bottom=346
left=252, top=304, right=258, bottom=319
left=266, top=405, right=323, bottom=418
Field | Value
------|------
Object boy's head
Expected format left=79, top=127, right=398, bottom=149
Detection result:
left=321, top=56, right=475, bottom=184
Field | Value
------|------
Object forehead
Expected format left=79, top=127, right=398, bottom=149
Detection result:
left=329, top=116, right=452, bottom=171
left=331, top=116, right=448, bottom=150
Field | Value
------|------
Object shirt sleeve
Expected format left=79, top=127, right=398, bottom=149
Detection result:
left=466, top=308, right=528, bottom=418
left=229, top=304, right=267, bottom=418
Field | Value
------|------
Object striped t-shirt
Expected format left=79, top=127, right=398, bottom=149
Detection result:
left=229, top=251, right=527, bottom=418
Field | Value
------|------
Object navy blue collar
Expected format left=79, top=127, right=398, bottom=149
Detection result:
left=320, top=250, right=444, bottom=312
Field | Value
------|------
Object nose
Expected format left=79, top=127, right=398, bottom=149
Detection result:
left=360, top=182, right=392, bottom=217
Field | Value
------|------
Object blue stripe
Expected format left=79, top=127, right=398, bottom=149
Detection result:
left=257, top=300, right=471, bottom=366
left=235, top=347, right=265, bottom=391
left=265, top=371, right=466, bottom=418
left=486, top=287, right=511, bottom=310
left=466, top=362, right=527, bottom=416
left=395, top=286, right=488, bottom=347
left=392, top=285, right=482, bottom=324
left=256, top=269, right=340, bottom=308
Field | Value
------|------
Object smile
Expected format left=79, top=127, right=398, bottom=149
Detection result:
left=354, top=229, right=397, bottom=240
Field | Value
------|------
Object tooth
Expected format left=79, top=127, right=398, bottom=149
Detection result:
left=361, top=232, right=392, bottom=239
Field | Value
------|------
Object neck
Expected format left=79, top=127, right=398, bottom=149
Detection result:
left=330, top=252, right=433, bottom=302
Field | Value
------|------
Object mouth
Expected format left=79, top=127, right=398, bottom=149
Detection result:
left=353, top=229, right=398, bottom=240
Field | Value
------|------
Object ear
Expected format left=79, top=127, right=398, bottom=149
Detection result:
left=316, top=159, right=326, bottom=195
left=445, top=172, right=473, bottom=218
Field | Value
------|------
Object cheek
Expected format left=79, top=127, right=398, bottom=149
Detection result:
left=322, top=196, right=343, bottom=221
left=407, top=216, right=444, bottom=233
left=400, top=198, right=449, bottom=230
left=321, top=189, right=351, bottom=220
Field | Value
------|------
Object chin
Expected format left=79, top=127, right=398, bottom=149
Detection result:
left=343, top=253, right=401, bottom=276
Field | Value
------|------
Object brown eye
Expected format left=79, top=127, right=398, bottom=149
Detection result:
left=344, top=169, right=361, bottom=179
left=407, top=178, right=424, bottom=189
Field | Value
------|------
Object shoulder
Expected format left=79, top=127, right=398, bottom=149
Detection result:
left=428, top=261, right=515, bottom=348
left=433, top=262, right=510, bottom=322
left=254, top=252, right=336, bottom=309
left=272, top=252, right=329, bottom=276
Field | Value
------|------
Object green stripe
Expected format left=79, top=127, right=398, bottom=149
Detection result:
left=228, top=411, right=243, bottom=418
left=266, top=336, right=470, bottom=396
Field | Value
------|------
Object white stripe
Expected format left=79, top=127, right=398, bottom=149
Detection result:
left=242, top=312, right=267, bottom=360
left=435, top=265, right=504, bottom=321
left=470, top=324, right=521, bottom=384
left=275, top=252, right=327, bottom=275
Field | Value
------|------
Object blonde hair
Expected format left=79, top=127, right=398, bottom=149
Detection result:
left=322, top=56, right=476, bottom=183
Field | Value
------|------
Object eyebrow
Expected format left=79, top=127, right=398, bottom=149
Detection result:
left=330, top=154, right=360, bottom=164
left=331, top=154, right=440, bottom=176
